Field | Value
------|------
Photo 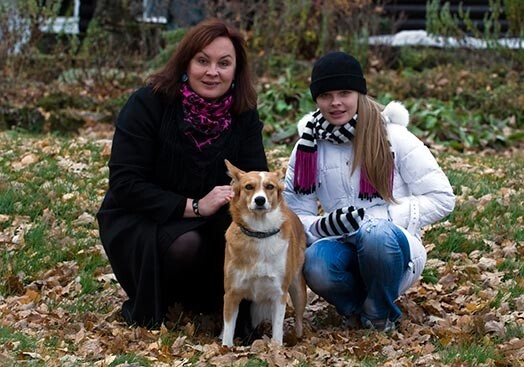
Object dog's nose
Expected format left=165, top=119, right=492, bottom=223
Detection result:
left=254, top=196, right=266, bottom=207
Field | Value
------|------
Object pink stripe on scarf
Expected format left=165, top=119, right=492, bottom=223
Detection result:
left=294, top=149, right=318, bottom=194
left=358, top=164, right=394, bottom=200
left=359, top=167, right=376, bottom=199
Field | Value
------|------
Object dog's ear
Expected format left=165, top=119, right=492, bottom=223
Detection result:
left=272, top=163, right=287, bottom=185
left=277, top=167, right=286, bottom=181
left=270, top=168, right=285, bottom=193
left=224, top=159, right=245, bottom=182
left=278, top=169, right=286, bottom=192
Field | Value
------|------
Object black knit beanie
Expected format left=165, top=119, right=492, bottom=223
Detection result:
left=310, top=51, right=367, bottom=100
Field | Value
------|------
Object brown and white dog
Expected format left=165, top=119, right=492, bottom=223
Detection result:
left=222, top=160, right=307, bottom=347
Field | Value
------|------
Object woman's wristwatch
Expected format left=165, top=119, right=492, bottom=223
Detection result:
left=192, top=199, right=202, bottom=217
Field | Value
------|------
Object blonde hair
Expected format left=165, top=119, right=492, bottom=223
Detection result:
left=352, top=94, right=395, bottom=203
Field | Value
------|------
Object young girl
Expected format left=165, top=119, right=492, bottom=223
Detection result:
left=283, top=51, right=455, bottom=331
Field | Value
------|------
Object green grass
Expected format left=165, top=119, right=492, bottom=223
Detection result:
left=293, top=360, right=312, bottom=367
left=423, top=151, right=524, bottom=261
left=1, top=222, right=72, bottom=294
left=109, top=354, right=152, bottom=367
left=504, top=323, right=524, bottom=340
left=499, top=259, right=524, bottom=280
left=0, top=326, right=41, bottom=363
left=0, top=131, right=106, bottom=298
left=241, top=359, right=269, bottom=367
left=77, top=248, right=107, bottom=295
left=421, top=267, right=439, bottom=284
left=360, top=359, right=384, bottom=367
left=438, top=342, right=499, bottom=365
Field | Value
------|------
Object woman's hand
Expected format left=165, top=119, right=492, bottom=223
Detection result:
left=192, top=185, right=234, bottom=217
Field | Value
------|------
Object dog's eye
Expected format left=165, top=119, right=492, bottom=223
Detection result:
left=266, top=184, right=275, bottom=190
left=245, top=184, right=254, bottom=190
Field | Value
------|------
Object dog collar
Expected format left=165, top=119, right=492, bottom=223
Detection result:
left=239, top=225, right=281, bottom=239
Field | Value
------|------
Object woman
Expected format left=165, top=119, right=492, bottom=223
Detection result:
left=97, top=19, right=268, bottom=330
left=283, top=51, right=455, bottom=331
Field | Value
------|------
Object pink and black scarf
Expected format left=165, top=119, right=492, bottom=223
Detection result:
left=180, top=83, right=233, bottom=151
left=293, top=109, right=393, bottom=200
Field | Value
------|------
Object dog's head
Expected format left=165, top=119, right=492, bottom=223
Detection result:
left=225, top=159, right=284, bottom=215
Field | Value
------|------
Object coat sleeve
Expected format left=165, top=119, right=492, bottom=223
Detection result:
left=283, top=144, right=323, bottom=244
left=107, top=87, right=187, bottom=224
left=387, top=125, right=455, bottom=233
left=235, top=109, right=268, bottom=172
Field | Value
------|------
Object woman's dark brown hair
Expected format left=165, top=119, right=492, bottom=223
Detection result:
left=148, top=18, right=256, bottom=114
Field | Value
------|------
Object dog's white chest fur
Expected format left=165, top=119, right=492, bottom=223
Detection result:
left=231, top=234, right=288, bottom=303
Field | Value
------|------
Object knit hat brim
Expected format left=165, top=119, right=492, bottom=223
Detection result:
left=310, top=74, right=367, bottom=100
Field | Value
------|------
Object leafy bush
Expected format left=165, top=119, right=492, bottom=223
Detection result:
left=257, top=68, right=315, bottom=146
left=405, top=97, right=520, bottom=150
left=368, top=49, right=523, bottom=149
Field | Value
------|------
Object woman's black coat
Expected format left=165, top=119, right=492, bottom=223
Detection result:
left=97, top=86, right=268, bottom=327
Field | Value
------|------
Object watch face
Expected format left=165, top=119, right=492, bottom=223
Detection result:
left=192, top=199, right=201, bottom=217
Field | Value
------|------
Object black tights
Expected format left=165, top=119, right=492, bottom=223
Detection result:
left=162, top=230, right=224, bottom=313
left=162, top=229, right=257, bottom=343
left=163, top=231, right=204, bottom=274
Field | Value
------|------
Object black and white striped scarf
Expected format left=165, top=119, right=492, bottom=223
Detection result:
left=293, top=109, right=392, bottom=200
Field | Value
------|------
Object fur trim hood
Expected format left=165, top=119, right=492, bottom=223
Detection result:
left=297, top=101, right=409, bottom=137
left=381, top=101, right=409, bottom=127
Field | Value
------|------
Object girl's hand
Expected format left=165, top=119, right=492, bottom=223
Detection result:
left=312, top=206, right=365, bottom=237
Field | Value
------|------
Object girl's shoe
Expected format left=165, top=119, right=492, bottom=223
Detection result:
left=341, top=314, right=361, bottom=329
left=361, top=316, right=395, bottom=332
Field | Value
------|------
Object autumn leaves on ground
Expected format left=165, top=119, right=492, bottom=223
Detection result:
left=0, top=124, right=522, bottom=366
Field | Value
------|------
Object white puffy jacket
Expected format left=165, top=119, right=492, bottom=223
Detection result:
left=283, top=102, right=455, bottom=286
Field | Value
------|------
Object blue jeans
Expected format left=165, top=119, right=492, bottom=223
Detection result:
left=303, top=218, right=411, bottom=323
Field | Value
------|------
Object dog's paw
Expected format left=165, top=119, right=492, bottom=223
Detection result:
left=283, top=331, right=299, bottom=346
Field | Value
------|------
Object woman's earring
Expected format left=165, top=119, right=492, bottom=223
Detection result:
left=181, top=73, right=188, bottom=82
left=231, top=80, right=235, bottom=89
